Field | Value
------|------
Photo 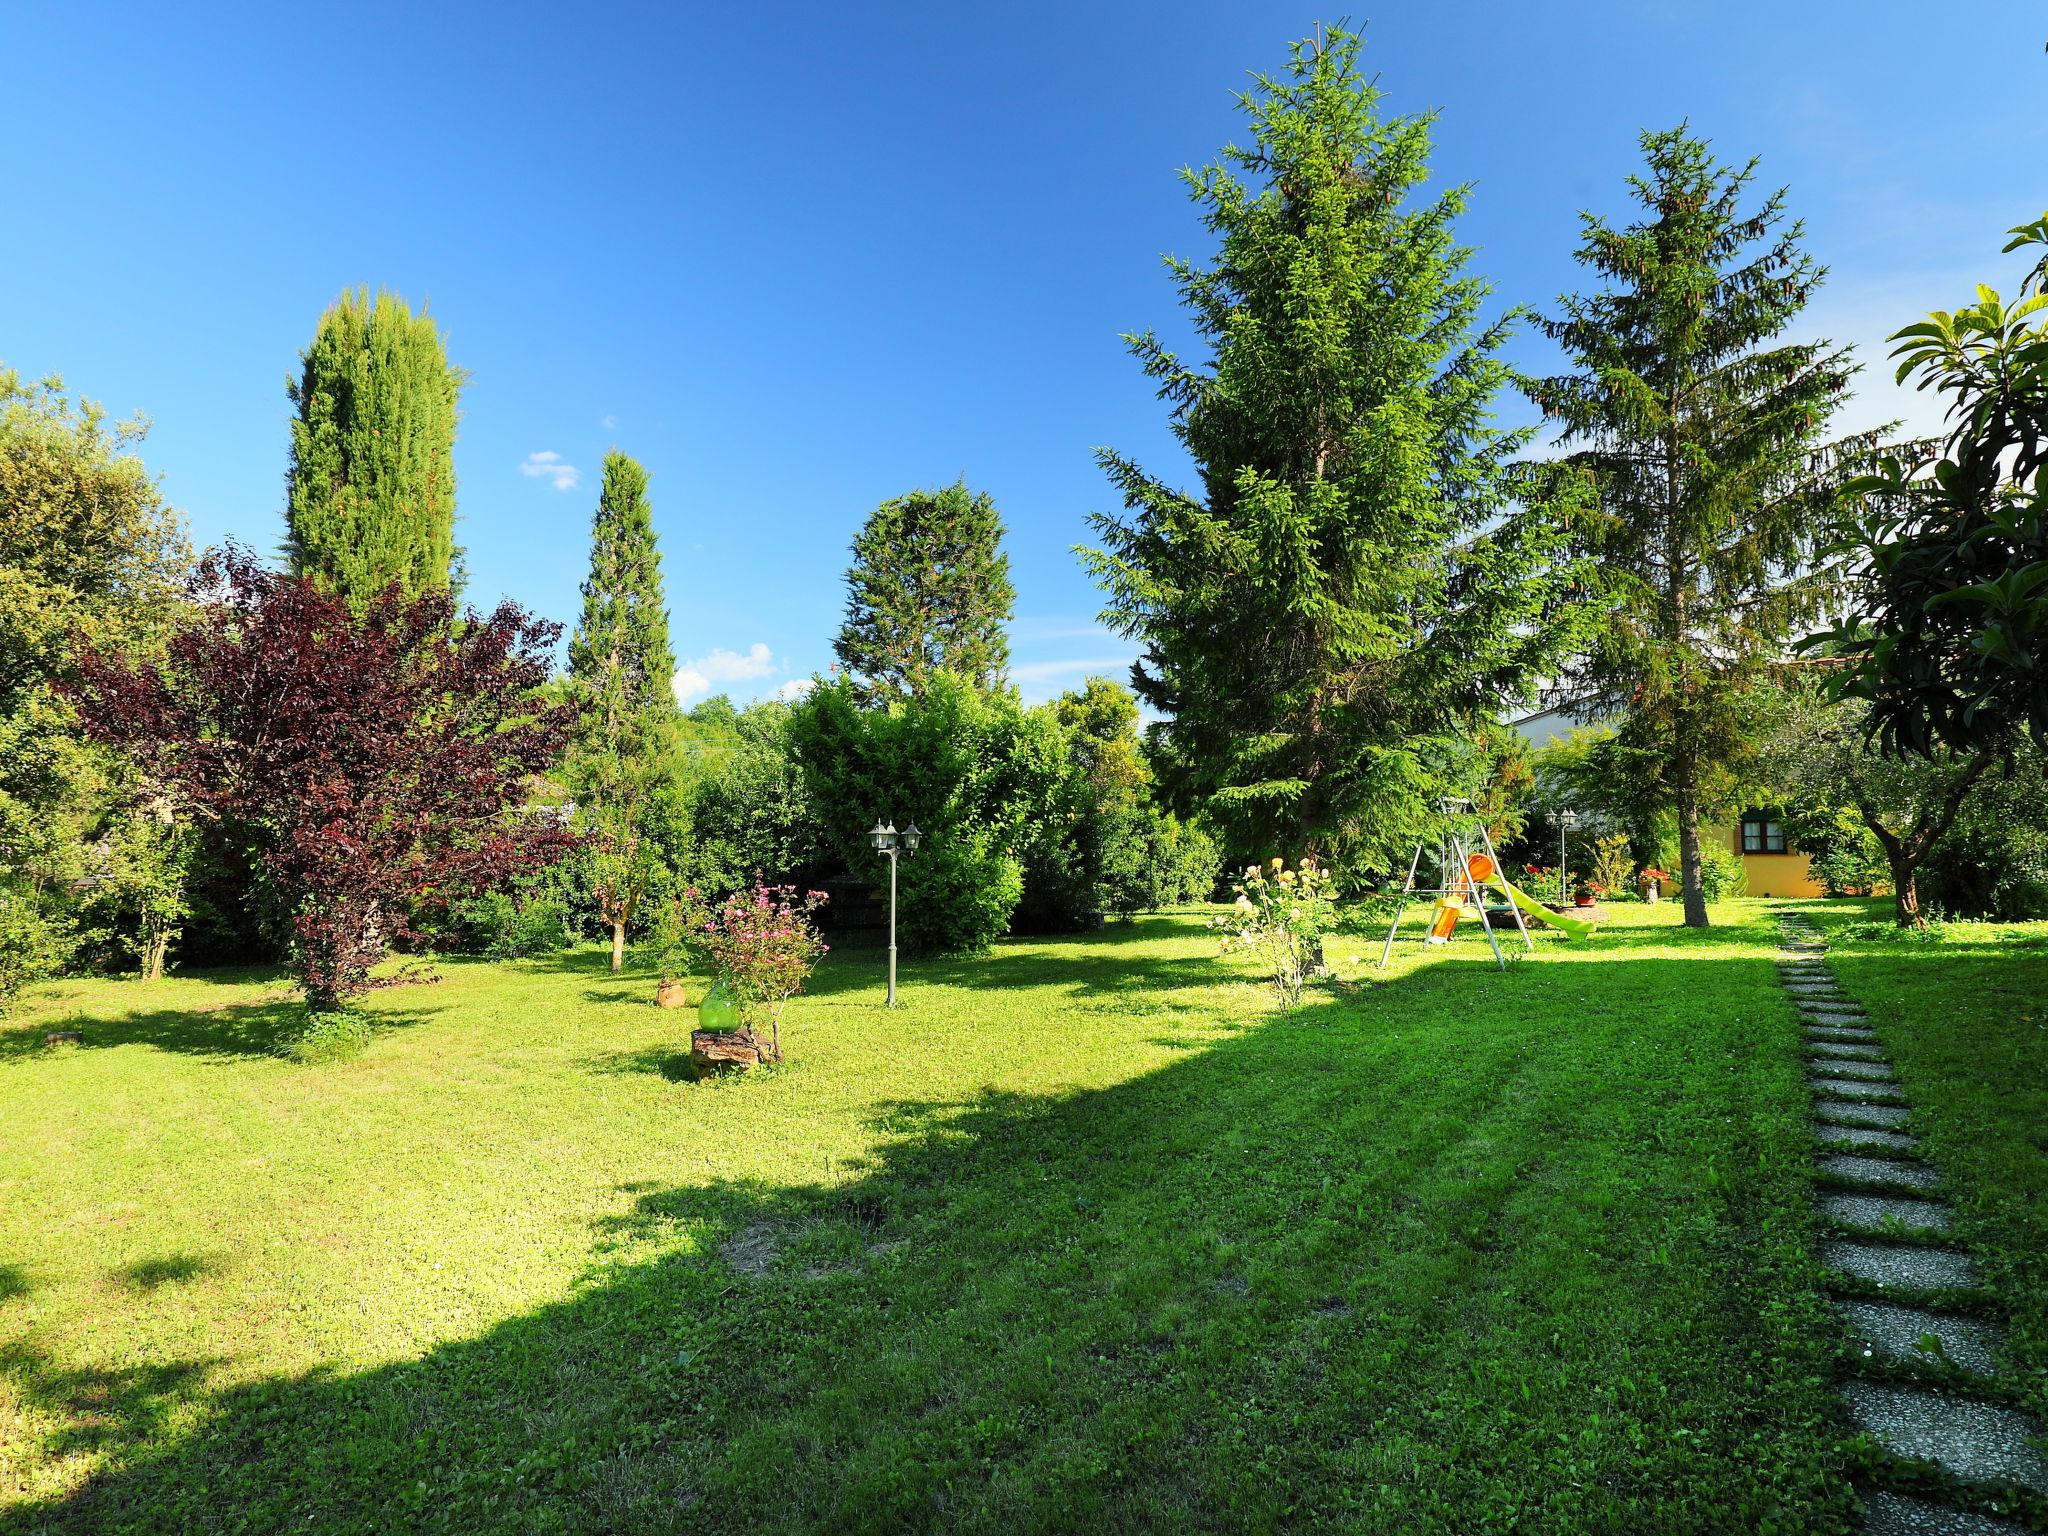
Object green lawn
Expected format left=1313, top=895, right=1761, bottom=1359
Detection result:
left=1795, top=900, right=2048, bottom=1438
left=0, top=901, right=1966, bottom=1533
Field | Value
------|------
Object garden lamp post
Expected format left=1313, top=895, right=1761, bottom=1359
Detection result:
left=1558, top=809, right=1579, bottom=903
left=868, top=819, right=922, bottom=1006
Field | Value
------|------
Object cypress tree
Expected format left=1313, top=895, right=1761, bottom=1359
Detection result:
left=1530, top=127, right=1864, bottom=928
left=567, top=451, right=682, bottom=970
left=832, top=481, right=1015, bottom=703
left=284, top=288, right=464, bottom=602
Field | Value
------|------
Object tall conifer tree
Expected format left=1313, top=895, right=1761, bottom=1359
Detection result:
left=833, top=481, right=1014, bottom=703
left=1084, top=26, right=1584, bottom=868
left=567, top=451, right=681, bottom=970
left=1531, top=127, right=1864, bottom=927
left=284, top=288, right=463, bottom=603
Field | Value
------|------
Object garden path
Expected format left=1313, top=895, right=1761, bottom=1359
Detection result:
left=1783, top=914, right=2048, bottom=1533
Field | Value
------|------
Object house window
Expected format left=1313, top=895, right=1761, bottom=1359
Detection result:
left=1740, top=811, right=1787, bottom=854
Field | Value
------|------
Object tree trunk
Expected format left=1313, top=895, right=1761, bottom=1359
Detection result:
left=610, top=917, right=626, bottom=973
left=1888, top=851, right=1922, bottom=928
left=143, top=925, right=169, bottom=982
left=1672, top=740, right=1709, bottom=929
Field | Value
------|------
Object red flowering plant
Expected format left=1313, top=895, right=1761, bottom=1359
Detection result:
left=673, top=883, right=829, bottom=1061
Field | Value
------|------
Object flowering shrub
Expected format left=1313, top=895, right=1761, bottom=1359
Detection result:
left=1207, top=856, right=1339, bottom=1005
left=670, top=883, right=829, bottom=1059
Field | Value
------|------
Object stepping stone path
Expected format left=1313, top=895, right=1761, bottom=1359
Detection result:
left=1778, top=915, right=2048, bottom=1529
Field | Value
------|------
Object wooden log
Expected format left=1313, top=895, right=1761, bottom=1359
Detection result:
left=44, top=1030, right=83, bottom=1046
left=689, top=1028, right=779, bottom=1070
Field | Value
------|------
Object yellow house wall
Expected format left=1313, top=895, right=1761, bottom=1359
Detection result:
left=1701, top=822, right=1828, bottom=899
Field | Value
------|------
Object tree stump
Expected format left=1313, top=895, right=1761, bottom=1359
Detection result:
left=44, top=1031, right=83, bottom=1046
left=689, top=1028, right=779, bottom=1073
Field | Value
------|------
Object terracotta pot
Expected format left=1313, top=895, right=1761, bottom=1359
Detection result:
left=656, top=978, right=689, bottom=1009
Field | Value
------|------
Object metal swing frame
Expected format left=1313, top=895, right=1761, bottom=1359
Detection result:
left=1376, top=797, right=1533, bottom=973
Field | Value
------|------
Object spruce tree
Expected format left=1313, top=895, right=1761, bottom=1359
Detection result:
left=285, top=288, right=464, bottom=603
left=833, top=481, right=1014, bottom=702
left=1083, top=26, right=1584, bottom=869
left=1531, top=127, right=1865, bottom=928
left=566, top=451, right=682, bottom=970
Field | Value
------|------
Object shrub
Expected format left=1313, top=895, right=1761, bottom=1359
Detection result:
left=0, top=893, right=69, bottom=1010
left=1208, top=856, right=1340, bottom=1005
left=282, top=1009, right=373, bottom=1064
left=674, top=883, right=829, bottom=1059
left=1102, top=807, right=1222, bottom=919
left=1696, top=840, right=1747, bottom=901
left=448, top=891, right=575, bottom=959
left=789, top=673, right=1068, bottom=954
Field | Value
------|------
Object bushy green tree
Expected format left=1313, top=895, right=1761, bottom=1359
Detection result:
left=564, top=451, right=684, bottom=970
left=1761, top=684, right=1994, bottom=926
left=285, top=288, right=464, bottom=603
left=1084, top=26, right=1585, bottom=873
left=833, top=482, right=1015, bottom=702
left=685, top=697, right=834, bottom=899
left=1531, top=127, right=1866, bottom=926
left=789, top=673, right=1068, bottom=953
left=1821, top=214, right=2048, bottom=756
left=0, top=366, right=189, bottom=999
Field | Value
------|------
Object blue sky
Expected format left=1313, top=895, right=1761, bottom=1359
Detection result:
left=5, top=3, right=2043, bottom=707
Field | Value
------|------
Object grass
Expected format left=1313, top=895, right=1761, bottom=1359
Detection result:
left=1795, top=899, right=2048, bottom=1439
left=0, top=899, right=1981, bottom=1533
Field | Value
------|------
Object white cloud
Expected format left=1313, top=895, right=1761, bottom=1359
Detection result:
left=771, top=677, right=816, bottom=703
left=600, top=415, right=617, bottom=431
left=673, top=642, right=778, bottom=706
left=518, top=450, right=581, bottom=492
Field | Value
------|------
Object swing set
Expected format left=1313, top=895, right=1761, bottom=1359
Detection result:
left=1377, top=798, right=1599, bottom=972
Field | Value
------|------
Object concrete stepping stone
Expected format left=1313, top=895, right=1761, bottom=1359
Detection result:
left=1819, top=1154, right=1941, bottom=1192
left=1826, top=1240, right=1979, bottom=1291
left=1818, top=1101, right=1913, bottom=1128
left=1842, top=1381, right=2048, bottom=1492
left=1807, top=1025, right=1878, bottom=1042
left=1821, top=1191, right=1952, bottom=1234
left=1861, top=1488, right=2034, bottom=1534
left=1812, top=1076, right=1907, bottom=1103
left=1818, top=1059, right=1896, bottom=1081
left=1818, top=1124, right=1919, bottom=1152
left=1810, top=1040, right=1886, bottom=1061
left=1837, top=1299, right=2006, bottom=1377
left=1800, top=1002, right=1868, bottom=1017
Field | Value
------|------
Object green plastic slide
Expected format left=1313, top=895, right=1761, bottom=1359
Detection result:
left=1490, top=875, right=1599, bottom=941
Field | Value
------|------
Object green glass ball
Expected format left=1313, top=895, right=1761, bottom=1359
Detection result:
left=697, top=982, right=741, bottom=1034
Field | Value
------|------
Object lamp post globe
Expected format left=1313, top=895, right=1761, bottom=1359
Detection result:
left=902, top=823, right=921, bottom=854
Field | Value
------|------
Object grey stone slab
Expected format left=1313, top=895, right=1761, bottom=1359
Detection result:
left=1817, top=1058, right=1896, bottom=1081
left=1817, top=1101, right=1913, bottom=1128
left=1817, top=1124, right=1919, bottom=1152
left=1800, top=1003, right=1870, bottom=1019
left=1861, top=1488, right=2033, bottom=1535
left=1812, top=1075, right=1907, bottom=1103
left=1810, top=1040, right=1887, bottom=1061
left=1837, top=1299, right=2007, bottom=1377
left=1821, top=1191, right=1953, bottom=1234
left=1842, top=1381, right=2048, bottom=1492
left=1820, top=1153, right=1941, bottom=1191
left=1827, top=1239, right=1979, bottom=1291
left=1806, top=1025, right=1878, bottom=1042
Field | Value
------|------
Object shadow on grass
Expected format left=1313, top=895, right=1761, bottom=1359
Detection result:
left=0, top=912, right=1847, bottom=1535
left=0, top=996, right=447, bottom=1066
left=117, top=1256, right=211, bottom=1292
